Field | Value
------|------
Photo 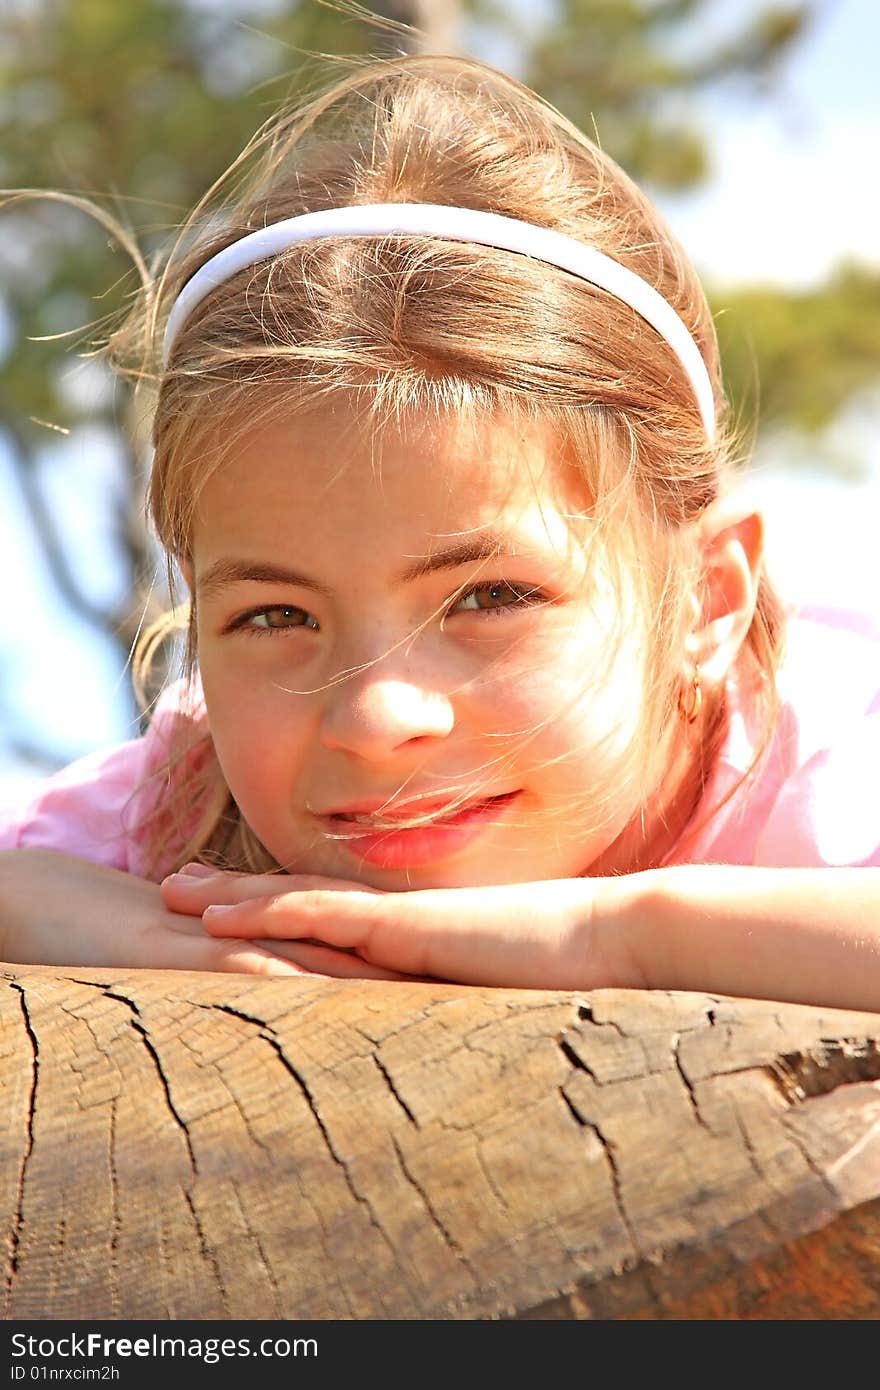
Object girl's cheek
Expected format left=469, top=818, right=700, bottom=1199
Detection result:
left=202, top=674, right=315, bottom=792
left=468, top=666, right=547, bottom=724
left=469, top=673, right=591, bottom=772
left=486, top=658, right=644, bottom=785
left=202, top=651, right=313, bottom=716
left=474, top=632, right=601, bottom=721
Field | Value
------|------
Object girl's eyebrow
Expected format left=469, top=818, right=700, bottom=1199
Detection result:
left=196, top=537, right=518, bottom=602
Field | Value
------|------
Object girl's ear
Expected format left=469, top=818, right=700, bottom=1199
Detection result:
left=685, top=498, right=765, bottom=688
left=180, top=558, right=194, bottom=594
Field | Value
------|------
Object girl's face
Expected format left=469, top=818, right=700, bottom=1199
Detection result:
left=189, top=405, right=668, bottom=888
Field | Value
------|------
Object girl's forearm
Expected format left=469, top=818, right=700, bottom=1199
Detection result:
left=611, top=865, right=880, bottom=1013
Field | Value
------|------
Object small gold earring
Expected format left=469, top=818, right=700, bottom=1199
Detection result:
left=679, top=665, right=702, bottom=724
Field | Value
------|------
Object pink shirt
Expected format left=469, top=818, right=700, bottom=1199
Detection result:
left=664, top=604, right=880, bottom=868
left=2, top=606, right=879, bottom=877
left=0, top=680, right=209, bottom=881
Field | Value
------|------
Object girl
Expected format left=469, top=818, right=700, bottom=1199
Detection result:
left=1, top=55, right=878, bottom=1008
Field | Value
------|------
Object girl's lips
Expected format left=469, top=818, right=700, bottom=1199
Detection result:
left=321, top=791, right=521, bottom=869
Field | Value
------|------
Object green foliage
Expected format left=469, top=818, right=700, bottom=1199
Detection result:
left=0, top=0, right=383, bottom=439
left=0, top=0, right=876, bottom=454
left=713, top=265, right=880, bottom=436
left=523, top=0, right=810, bottom=190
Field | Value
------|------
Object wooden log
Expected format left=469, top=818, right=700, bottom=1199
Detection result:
left=2, top=964, right=879, bottom=1320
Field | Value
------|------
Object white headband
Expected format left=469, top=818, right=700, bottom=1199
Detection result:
left=163, top=202, right=715, bottom=439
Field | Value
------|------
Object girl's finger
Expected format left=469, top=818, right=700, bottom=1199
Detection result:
left=257, top=937, right=416, bottom=981
left=155, top=906, right=326, bottom=977
left=160, top=869, right=371, bottom=915
left=177, top=862, right=223, bottom=878
left=208, top=939, right=325, bottom=978
left=201, top=886, right=457, bottom=979
left=199, top=879, right=603, bottom=988
left=201, top=889, right=387, bottom=954
left=143, top=921, right=320, bottom=978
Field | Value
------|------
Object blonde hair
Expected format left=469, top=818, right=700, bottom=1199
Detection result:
left=107, top=53, right=784, bottom=878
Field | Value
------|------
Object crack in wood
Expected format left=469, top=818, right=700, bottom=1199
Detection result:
left=189, top=1001, right=311, bottom=1154
left=4, top=982, right=38, bottom=1316
left=182, top=1188, right=230, bottom=1317
left=130, top=1019, right=198, bottom=1173
left=177, top=1036, right=273, bottom=1157
left=58, top=999, right=105, bottom=1052
left=576, top=1001, right=626, bottom=1038
left=251, top=1026, right=402, bottom=1265
left=557, top=1034, right=600, bottom=1083
left=775, top=1040, right=880, bottom=1101
left=389, top=1133, right=479, bottom=1289
left=556, top=1078, right=640, bottom=1265
left=707, top=1042, right=880, bottom=1111
left=574, top=1112, right=639, bottom=1264
left=108, top=1097, right=121, bottom=1319
left=190, top=1004, right=408, bottom=1226
left=228, top=1183, right=283, bottom=1318
left=558, top=1086, right=586, bottom=1130
left=475, top=1141, right=511, bottom=1212
left=672, top=1034, right=711, bottom=1131
left=61, top=979, right=239, bottom=1309
left=166, top=1004, right=338, bottom=1314
left=193, top=1000, right=269, bottom=1030
left=730, top=1099, right=770, bottom=1187
left=66, top=981, right=200, bottom=1171
left=371, top=1053, right=419, bottom=1127
left=177, top=1007, right=358, bottom=1308
left=778, top=1119, right=843, bottom=1202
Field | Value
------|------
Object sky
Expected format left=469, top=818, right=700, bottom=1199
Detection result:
left=1, top=0, right=878, bottom=795
left=654, top=0, right=880, bottom=628
left=659, top=0, right=879, bottom=288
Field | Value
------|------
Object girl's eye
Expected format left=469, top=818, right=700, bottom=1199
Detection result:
left=452, top=581, right=544, bottom=615
left=234, top=605, right=318, bottom=633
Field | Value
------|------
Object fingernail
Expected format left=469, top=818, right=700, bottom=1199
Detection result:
left=179, top=862, right=219, bottom=878
left=163, top=871, right=213, bottom=888
left=203, top=904, right=236, bottom=917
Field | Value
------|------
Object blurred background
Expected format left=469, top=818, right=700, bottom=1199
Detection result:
left=1, top=0, right=878, bottom=797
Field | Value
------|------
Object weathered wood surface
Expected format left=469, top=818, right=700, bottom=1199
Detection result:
left=2, top=964, right=880, bottom=1320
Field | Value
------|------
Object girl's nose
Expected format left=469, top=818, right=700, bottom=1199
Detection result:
left=319, top=676, right=455, bottom=760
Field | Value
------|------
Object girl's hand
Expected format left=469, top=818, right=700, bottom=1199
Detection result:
left=0, top=849, right=321, bottom=977
left=161, top=862, right=880, bottom=1010
left=160, top=866, right=640, bottom=988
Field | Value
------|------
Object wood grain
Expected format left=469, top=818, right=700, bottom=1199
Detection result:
left=3, top=965, right=879, bottom=1319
